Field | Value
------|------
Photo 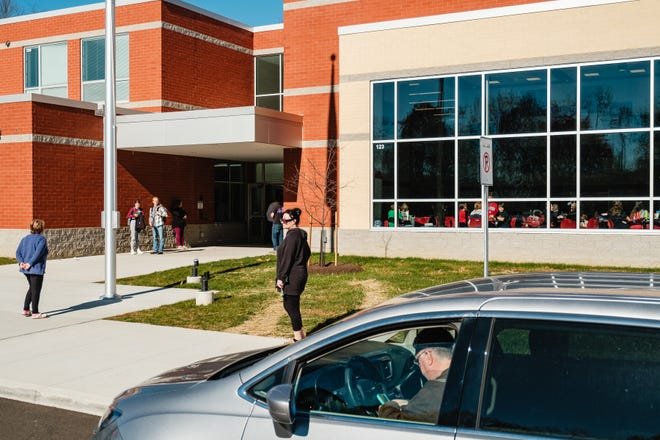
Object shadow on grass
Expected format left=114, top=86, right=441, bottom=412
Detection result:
left=309, top=309, right=359, bottom=333
left=44, top=287, right=171, bottom=317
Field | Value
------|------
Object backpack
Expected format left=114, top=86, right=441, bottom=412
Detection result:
left=135, top=212, right=146, bottom=231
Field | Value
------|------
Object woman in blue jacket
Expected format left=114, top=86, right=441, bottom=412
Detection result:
left=16, top=219, right=49, bottom=319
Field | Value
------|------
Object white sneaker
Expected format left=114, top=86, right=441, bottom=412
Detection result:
left=130, top=250, right=136, bottom=255
left=137, top=249, right=143, bottom=254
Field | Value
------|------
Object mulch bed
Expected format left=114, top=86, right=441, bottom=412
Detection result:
left=308, top=263, right=363, bottom=274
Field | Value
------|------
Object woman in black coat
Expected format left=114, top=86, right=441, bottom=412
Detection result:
left=276, top=208, right=311, bottom=342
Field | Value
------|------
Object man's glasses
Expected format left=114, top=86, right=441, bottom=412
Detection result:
left=413, top=349, right=430, bottom=365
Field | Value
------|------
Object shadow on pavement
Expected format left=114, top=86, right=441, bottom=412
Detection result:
left=44, top=287, right=170, bottom=317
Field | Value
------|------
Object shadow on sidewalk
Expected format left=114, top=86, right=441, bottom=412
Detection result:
left=44, top=287, right=171, bottom=317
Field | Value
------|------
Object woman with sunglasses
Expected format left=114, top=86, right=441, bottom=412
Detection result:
left=276, top=208, right=311, bottom=342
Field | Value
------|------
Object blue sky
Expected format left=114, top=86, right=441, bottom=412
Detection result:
left=13, top=0, right=283, bottom=26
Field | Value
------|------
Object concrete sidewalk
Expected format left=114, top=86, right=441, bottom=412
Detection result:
left=0, top=246, right=285, bottom=416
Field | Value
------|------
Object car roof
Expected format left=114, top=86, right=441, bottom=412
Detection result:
left=368, top=272, right=660, bottom=322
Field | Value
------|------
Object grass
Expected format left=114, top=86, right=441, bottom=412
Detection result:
left=109, top=254, right=660, bottom=338
left=0, top=257, right=14, bottom=265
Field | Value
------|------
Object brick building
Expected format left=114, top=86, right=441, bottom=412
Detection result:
left=0, top=0, right=658, bottom=266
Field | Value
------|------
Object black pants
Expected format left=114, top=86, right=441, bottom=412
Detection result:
left=23, top=274, right=44, bottom=314
left=282, top=294, right=303, bottom=331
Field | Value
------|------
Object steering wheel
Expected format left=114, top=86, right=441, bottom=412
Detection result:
left=343, top=355, right=386, bottom=409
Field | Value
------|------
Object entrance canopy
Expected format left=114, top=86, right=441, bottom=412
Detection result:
left=117, top=106, right=302, bottom=161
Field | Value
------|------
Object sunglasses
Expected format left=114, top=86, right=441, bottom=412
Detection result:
left=413, top=349, right=430, bottom=365
left=282, top=218, right=294, bottom=224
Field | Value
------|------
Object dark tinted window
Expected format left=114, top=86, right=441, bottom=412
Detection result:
left=398, top=78, right=455, bottom=139
left=492, top=137, right=546, bottom=198
left=487, top=70, right=546, bottom=135
left=458, top=75, right=481, bottom=136
left=373, top=82, right=395, bottom=140
left=398, top=141, right=454, bottom=198
left=550, top=67, right=576, bottom=132
left=373, top=142, right=394, bottom=199
left=480, top=319, right=660, bottom=440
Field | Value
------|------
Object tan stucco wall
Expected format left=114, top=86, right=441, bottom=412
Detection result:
left=337, top=0, right=660, bottom=266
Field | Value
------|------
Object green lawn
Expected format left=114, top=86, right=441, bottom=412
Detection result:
left=0, top=257, right=14, bottom=265
left=110, top=255, right=660, bottom=338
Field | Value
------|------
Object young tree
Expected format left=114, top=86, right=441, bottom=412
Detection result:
left=285, top=144, right=339, bottom=266
left=0, top=0, right=20, bottom=18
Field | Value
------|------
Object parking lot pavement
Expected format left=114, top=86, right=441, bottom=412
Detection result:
left=0, top=247, right=285, bottom=415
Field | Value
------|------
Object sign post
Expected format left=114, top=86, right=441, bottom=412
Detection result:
left=480, top=137, right=493, bottom=277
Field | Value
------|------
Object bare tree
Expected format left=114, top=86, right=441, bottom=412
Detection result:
left=0, top=0, right=21, bottom=18
left=285, top=145, right=341, bottom=266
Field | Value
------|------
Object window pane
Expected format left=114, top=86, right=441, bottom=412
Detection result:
left=42, top=86, right=68, bottom=98
left=398, top=78, right=455, bottom=139
left=373, top=202, right=394, bottom=227
left=492, top=137, right=546, bottom=198
left=580, top=200, right=650, bottom=229
left=550, top=135, right=576, bottom=197
left=116, top=34, right=129, bottom=79
left=256, top=95, right=280, bottom=111
left=40, top=43, right=67, bottom=87
left=24, top=47, right=39, bottom=89
left=656, top=60, right=660, bottom=127
left=458, top=75, right=481, bottom=136
left=256, top=55, right=281, bottom=95
left=397, top=141, right=454, bottom=198
left=82, top=38, right=105, bottom=82
left=264, top=163, right=283, bottom=183
left=117, top=79, right=129, bottom=102
left=373, top=82, right=394, bottom=140
left=373, top=142, right=394, bottom=199
left=491, top=201, right=546, bottom=229
left=83, top=82, right=105, bottom=102
left=550, top=67, right=576, bottom=131
left=580, top=132, right=649, bottom=197
left=481, top=319, right=660, bottom=439
left=397, top=201, right=455, bottom=228
left=549, top=201, right=576, bottom=228
left=458, top=139, right=480, bottom=198
left=580, top=61, right=650, bottom=130
left=656, top=132, right=660, bottom=195
left=487, top=70, right=546, bottom=135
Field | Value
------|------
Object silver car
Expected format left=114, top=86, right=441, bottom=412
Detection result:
left=93, top=272, right=660, bottom=439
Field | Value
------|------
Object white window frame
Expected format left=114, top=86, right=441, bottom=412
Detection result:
left=80, top=33, right=130, bottom=103
left=24, top=41, right=68, bottom=98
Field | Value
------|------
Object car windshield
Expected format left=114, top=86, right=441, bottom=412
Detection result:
left=209, top=345, right=285, bottom=380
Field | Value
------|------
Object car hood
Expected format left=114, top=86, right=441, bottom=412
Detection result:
left=140, top=347, right=275, bottom=385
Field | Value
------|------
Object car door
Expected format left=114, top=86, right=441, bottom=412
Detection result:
left=242, top=317, right=476, bottom=440
left=455, top=315, right=660, bottom=440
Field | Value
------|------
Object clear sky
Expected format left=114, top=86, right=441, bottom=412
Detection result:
left=12, top=0, right=283, bottom=27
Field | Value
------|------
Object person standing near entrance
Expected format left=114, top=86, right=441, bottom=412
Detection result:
left=276, top=208, right=311, bottom=342
left=171, top=200, right=188, bottom=250
left=16, top=219, right=49, bottom=319
left=266, top=200, right=284, bottom=250
left=149, top=196, right=168, bottom=254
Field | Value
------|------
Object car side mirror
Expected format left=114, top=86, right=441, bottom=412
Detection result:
left=267, top=384, right=295, bottom=438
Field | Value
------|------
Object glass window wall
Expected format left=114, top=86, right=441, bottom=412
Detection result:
left=372, top=57, right=659, bottom=232
left=82, top=34, right=129, bottom=102
left=255, top=54, right=282, bottom=111
left=24, top=42, right=68, bottom=97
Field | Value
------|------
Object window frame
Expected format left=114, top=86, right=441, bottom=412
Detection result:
left=23, top=41, right=68, bottom=97
left=254, top=53, right=283, bottom=111
left=80, top=33, right=130, bottom=103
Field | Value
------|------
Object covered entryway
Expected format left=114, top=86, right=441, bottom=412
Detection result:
left=117, top=106, right=301, bottom=246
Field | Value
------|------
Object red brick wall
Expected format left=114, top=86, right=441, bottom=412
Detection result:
left=161, top=28, right=253, bottom=108
left=0, top=143, right=33, bottom=228
left=0, top=47, right=25, bottom=95
left=254, top=28, right=283, bottom=50
left=129, top=29, right=163, bottom=104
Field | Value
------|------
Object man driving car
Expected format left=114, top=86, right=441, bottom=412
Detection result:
left=377, top=328, right=453, bottom=423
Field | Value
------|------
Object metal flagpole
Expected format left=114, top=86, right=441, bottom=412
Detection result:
left=102, top=0, right=119, bottom=300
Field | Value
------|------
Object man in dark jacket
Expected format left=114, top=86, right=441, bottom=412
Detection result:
left=378, top=329, right=453, bottom=423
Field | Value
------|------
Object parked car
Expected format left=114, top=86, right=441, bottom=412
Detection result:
left=93, top=272, right=660, bottom=440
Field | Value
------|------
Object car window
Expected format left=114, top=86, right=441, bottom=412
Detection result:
left=479, top=319, right=660, bottom=440
left=292, top=324, right=459, bottom=425
left=249, top=366, right=287, bottom=402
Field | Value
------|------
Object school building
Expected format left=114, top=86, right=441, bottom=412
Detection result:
left=0, top=0, right=658, bottom=267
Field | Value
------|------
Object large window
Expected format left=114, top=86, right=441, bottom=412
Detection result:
left=372, top=57, right=660, bottom=232
left=255, top=54, right=282, bottom=111
left=82, top=34, right=129, bottom=102
left=214, top=163, right=245, bottom=222
left=24, top=42, right=68, bottom=97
